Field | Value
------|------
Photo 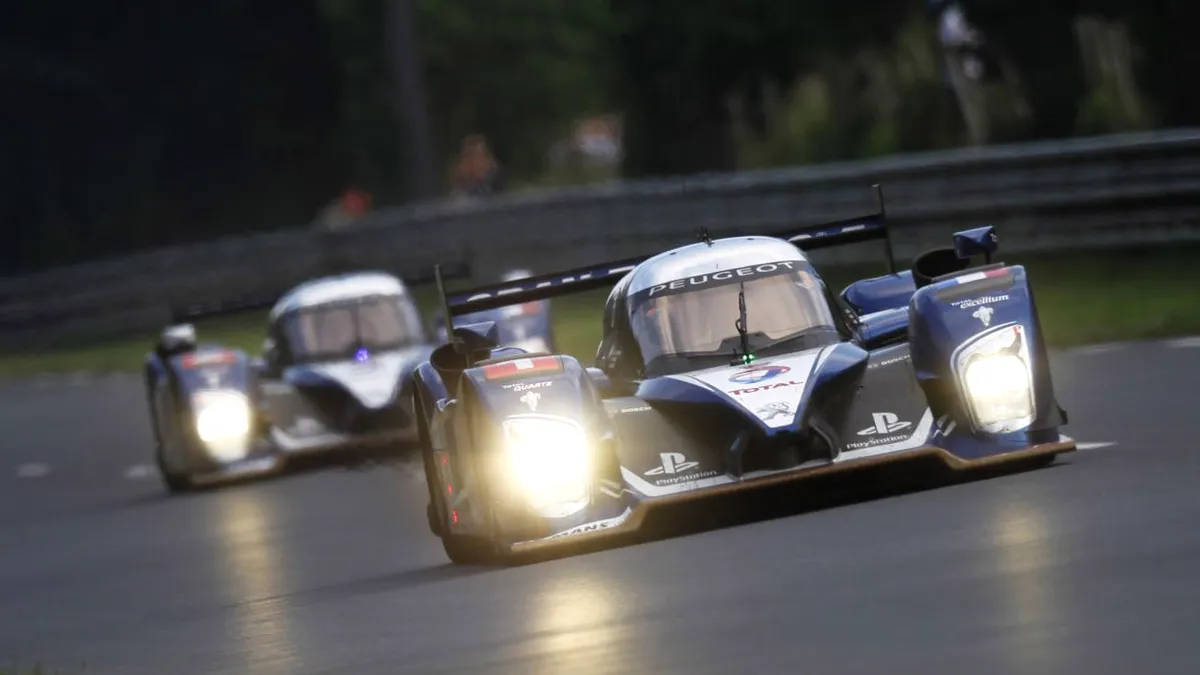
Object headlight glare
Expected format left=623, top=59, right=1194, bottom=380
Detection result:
left=954, top=325, right=1035, bottom=434
left=502, top=415, right=590, bottom=517
left=193, top=391, right=252, bottom=462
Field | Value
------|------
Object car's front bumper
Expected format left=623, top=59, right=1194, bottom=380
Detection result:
left=504, top=437, right=1076, bottom=556
left=269, top=426, right=419, bottom=457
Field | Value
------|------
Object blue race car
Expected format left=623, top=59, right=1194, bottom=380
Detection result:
left=145, top=270, right=445, bottom=492
left=411, top=209, right=1076, bottom=564
left=434, top=269, right=556, bottom=354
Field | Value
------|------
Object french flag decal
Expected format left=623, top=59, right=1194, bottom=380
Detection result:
left=954, top=268, right=1010, bottom=284
left=482, top=356, right=563, bottom=380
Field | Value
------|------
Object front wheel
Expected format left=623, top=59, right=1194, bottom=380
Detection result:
left=441, top=533, right=497, bottom=565
left=155, top=440, right=195, bottom=493
left=150, top=393, right=194, bottom=494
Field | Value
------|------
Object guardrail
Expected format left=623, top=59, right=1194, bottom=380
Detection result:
left=3, top=128, right=1200, bottom=348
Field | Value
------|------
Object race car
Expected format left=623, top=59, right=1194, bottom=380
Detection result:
left=411, top=212, right=1076, bottom=564
left=433, top=269, right=556, bottom=354
left=145, top=270, right=439, bottom=492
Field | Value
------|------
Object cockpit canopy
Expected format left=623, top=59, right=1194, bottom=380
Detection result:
left=620, top=240, right=839, bottom=376
left=281, top=294, right=425, bottom=363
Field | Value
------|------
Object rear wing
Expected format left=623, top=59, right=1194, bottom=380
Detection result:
left=439, top=185, right=896, bottom=319
left=170, top=262, right=470, bottom=323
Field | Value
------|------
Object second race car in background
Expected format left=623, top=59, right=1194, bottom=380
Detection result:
left=145, top=270, right=446, bottom=492
left=435, top=268, right=556, bottom=354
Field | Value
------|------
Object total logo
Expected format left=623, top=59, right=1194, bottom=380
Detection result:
left=504, top=380, right=553, bottom=392
left=857, top=412, right=912, bottom=436
left=730, top=380, right=803, bottom=396
left=729, top=363, right=791, bottom=384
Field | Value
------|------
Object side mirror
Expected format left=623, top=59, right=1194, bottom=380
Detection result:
left=158, top=324, right=196, bottom=356
left=953, top=226, right=999, bottom=261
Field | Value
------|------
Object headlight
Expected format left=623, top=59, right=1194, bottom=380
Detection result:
left=502, top=415, right=590, bottom=517
left=192, top=391, right=252, bottom=462
left=954, top=325, right=1035, bottom=434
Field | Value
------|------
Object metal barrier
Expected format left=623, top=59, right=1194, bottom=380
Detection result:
left=3, top=128, right=1200, bottom=348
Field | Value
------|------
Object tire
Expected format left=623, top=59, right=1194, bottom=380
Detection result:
left=414, top=388, right=500, bottom=565
left=154, top=438, right=194, bottom=493
left=441, top=533, right=497, bottom=565
left=150, top=390, right=194, bottom=494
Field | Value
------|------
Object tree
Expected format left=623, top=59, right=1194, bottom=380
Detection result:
left=611, top=0, right=911, bottom=177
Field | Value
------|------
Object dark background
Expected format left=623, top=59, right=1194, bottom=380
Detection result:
left=1, top=0, right=1196, bottom=274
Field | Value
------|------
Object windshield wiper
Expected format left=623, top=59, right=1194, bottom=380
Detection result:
left=730, top=282, right=755, bottom=366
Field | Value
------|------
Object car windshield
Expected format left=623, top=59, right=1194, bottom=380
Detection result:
left=283, top=295, right=424, bottom=362
left=629, top=260, right=837, bottom=374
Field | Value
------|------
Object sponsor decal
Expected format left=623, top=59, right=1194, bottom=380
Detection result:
left=729, top=379, right=804, bottom=396
left=503, top=380, right=553, bottom=392
left=646, top=261, right=801, bottom=298
left=642, top=452, right=720, bottom=486
left=181, top=350, right=237, bottom=369
left=546, top=507, right=633, bottom=540
left=520, top=390, right=541, bottom=411
left=756, top=401, right=793, bottom=421
left=729, top=363, right=791, bottom=384
left=972, top=306, right=994, bottom=327
left=200, top=369, right=223, bottom=388
left=482, top=356, right=561, bottom=380
left=952, top=294, right=1010, bottom=309
left=645, top=452, right=699, bottom=476
left=868, top=353, right=911, bottom=369
left=857, top=412, right=912, bottom=436
left=615, top=405, right=652, bottom=414
left=847, top=412, right=913, bottom=449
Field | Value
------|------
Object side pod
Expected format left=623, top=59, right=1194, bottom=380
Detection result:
left=908, top=265, right=1065, bottom=439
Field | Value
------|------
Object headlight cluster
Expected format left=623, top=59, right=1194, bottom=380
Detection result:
left=192, top=390, right=252, bottom=462
left=954, top=324, right=1035, bottom=434
left=502, top=415, right=591, bottom=518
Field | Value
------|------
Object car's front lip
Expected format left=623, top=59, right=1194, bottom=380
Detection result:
left=505, top=438, right=1076, bottom=555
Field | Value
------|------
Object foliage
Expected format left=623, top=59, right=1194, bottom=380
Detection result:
left=3, top=0, right=1199, bottom=275
left=319, top=0, right=614, bottom=195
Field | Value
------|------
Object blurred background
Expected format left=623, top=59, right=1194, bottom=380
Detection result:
left=3, top=0, right=1196, bottom=274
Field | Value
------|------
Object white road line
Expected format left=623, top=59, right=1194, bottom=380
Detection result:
left=124, top=464, right=159, bottom=480
left=15, top=463, right=51, bottom=478
left=1077, top=441, right=1117, bottom=450
left=1070, top=344, right=1125, bottom=355
left=1165, top=336, right=1200, bottom=349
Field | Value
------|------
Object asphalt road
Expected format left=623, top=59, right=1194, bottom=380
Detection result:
left=2, top=338, right=1199, bottom=674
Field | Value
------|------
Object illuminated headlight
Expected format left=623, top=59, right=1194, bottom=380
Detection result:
left=192, top=391, right=252, bottom=462
left=954, top=325, right=1035, bottom=434
left=502, top=415, right=590, bottom=517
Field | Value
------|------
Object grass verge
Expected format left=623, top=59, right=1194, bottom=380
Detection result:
left=1, top=245, right=1198, bottom=377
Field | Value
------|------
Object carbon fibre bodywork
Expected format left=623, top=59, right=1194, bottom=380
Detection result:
left=414, top=218, right=1075, bottom=562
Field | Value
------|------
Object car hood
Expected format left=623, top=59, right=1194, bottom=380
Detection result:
left=636, top=343, right=870, bottom=435
left=293, top=345, right=431, bottom=409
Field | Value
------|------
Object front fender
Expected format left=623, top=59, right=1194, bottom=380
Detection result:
left=454, top=355, right=622, bottom=544
left=909, top=265, right=1064, bottom=437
